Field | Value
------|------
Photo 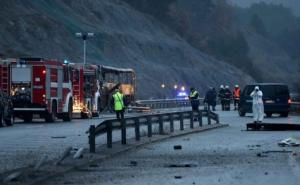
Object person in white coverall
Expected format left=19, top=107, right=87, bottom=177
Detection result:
left=250, top=86, right=264, bottom=123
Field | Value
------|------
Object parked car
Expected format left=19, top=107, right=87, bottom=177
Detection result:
left=238, top=83, right=291, bottom=117
left=0, top=90, right=13, bottom=126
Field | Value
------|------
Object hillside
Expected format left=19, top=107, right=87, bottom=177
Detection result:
left=0, top=0, right=255, bottom=98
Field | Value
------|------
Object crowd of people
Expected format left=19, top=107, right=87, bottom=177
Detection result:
left=195, top=84, right=241, bottom=112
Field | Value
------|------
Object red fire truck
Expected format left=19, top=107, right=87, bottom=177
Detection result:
left=70, top=63, right=101, bottom=118
left=0, top=58, right=73, bottom=122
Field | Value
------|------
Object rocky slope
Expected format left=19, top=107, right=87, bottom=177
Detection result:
left=0, top=0, right=256, bottom=98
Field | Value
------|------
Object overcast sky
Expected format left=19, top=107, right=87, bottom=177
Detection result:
left=227, top=0, right=300, bottom=16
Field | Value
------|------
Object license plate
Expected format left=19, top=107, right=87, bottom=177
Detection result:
left=265, top=100, right=275, bottom=103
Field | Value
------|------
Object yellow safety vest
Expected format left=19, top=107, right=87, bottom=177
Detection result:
left=113, top=92, right=124, bottom=111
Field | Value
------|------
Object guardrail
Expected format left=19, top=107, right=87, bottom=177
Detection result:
left=88, top=108, right=219, bottom=153
left=135, top=98, right=204, bottom=109
left=291, top=102, right=300, bottom=113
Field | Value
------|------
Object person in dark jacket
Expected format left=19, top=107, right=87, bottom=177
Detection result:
left=218, top=85, right=226, bottom=111
left=204, top=87, right=217, bottom=111
left=224, top=85, right=232, bottom=111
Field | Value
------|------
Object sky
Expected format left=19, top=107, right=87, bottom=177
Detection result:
left=227, top=0, right=300, bottom=16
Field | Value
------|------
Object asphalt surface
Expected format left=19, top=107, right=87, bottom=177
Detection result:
left=1, top=108, right=300, bottom=185
left=44, top=111, right=299, bottom=185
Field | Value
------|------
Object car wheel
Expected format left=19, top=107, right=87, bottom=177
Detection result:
left=266, top=112, right=272, bottom=118
left=238, top=107, right=246, bottom=117
left=0, top=109, right=4, bottom=127
left=280, top=112, right=289, bottom=117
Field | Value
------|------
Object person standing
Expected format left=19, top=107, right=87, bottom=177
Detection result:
left=218, top=85, right=225, bottom=111
left=189, top=87, right=200, bottom=111
left=250, top=86, right=264, bottom=123
left=233, top=85, right=241, bottom=110
left=224, top=85, right=232, bottom=111
left=204, top=87, right=217, bottom=111
left=112, top=88, right=125, bottom=120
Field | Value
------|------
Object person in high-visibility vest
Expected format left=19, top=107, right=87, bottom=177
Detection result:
left=188, top=87, right=200, bottom=111
left=233, top=85, right=241, bottom=110
left=112, top=88, right=125, bottom=119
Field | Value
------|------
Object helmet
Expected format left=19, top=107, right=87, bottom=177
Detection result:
left=235, top=84, right=239, bottom=88
left=225, top=85, right=229, bottom=89
left=220, top=85, right=224, bottom=89
left=255, top=86, right=259, bottom=90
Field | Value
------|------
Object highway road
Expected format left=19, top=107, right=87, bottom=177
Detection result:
left=0, top=109, right=300, bottom=184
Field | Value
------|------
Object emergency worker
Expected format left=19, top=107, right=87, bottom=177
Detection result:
left=204, top=87, right=217, bottom=111
left=218, top=85, right=225, bottom=110
left=250, top=86, right=264, bottom=123
left=112, top=88, right=125, bottom=120
left=224, top=85, right=232, bottom=111
left=233, top=85, right=241, bottom=110
left=189, top=87, right=199, bottom=111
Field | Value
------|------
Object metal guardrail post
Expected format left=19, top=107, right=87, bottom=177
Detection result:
left=121, top=118, right=126, bottom=145
left=158, top=114, right=163, bottom=134
left=169, top=114, right=174, bottom=132
left=198, top=110, right=202, bottom=126
left=190, top=111, right=194, bottom=129
left=107, top=122, right=112, bottom=148
left=134, top=117, right=140, bottom=141
left=146, top=116, right=152, bottom=137
left=180, top=112, right=184, bottom=130
left=89, top=125, right=96, bottom=153
left=216, top=114, right=220, bottom=124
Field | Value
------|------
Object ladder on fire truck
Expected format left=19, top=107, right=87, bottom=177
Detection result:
left=0, top=60, right=10, bottom=94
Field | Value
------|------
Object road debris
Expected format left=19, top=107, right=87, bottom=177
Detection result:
left=34, top=155, right=47, bottom=171
left=130, top=161, right=138, bottom=166
left=73, top=147, right=85, bottom=159
left=173, top=145, right=182, bottom=150
left=278, top=137, right=300, bottom=147
left=51, top=136, right=67, bottom=139
left=174, top=175, right=182, bottom=179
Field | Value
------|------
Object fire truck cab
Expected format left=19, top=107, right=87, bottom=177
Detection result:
left=71, top=63, right=101, bottom=118
left=0, top=58, right=73, bottom=122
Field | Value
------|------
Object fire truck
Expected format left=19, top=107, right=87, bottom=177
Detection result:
left=70, top=63, right=101, bottom=118
left=0, top=58, right=73, bottom=122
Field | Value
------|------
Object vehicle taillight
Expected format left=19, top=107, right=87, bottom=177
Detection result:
left=42, top=70, right=46, bottom=74
left=288, top=98, right=292, bottom=104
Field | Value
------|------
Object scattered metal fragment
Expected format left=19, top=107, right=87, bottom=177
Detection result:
left=73, top=147, right=85, bottom=159
left=256, top=153, right=268, bottom=157
left=51, top=136, right=67, bottom=139
left=278, top=137, right=300, bottom=147
left=3, top=171, right=23, bottom=183
left=166, top=163, right=197, bottom=168
left=130, top=161, right=138, bottom=166
left=174, top=145, right=182, bottom=150
left=262, top=150, right=292, bottom=154
left=174, top=176, right=182, bottom=179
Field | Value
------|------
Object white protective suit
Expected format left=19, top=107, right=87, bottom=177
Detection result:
left=250, top=87, right=264, bottom=122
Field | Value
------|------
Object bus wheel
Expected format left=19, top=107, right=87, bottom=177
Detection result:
left=62, top=100, right=73, bottom=122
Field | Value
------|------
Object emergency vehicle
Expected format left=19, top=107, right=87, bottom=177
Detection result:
left=0, top=58, right=73, bottom=122
left=70, top=63, right=101, bottom=118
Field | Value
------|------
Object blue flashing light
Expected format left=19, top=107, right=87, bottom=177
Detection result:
left=64, top=59, right=69, bottom=64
